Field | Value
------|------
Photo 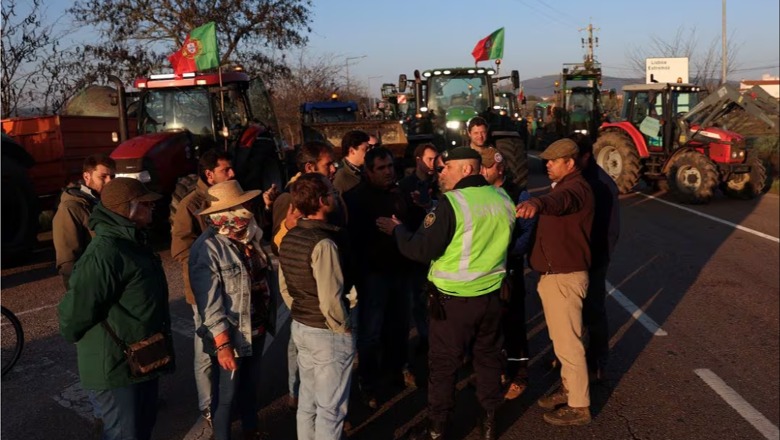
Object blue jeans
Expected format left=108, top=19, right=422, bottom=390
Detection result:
left=357, top=271, right=412, bottom=392
left=211, top=336, right=264, bottom=440
left=292, top=320, right=354, bottom=440
left=192, top=305, right=213, bottom=412
left=93, top=379, right=159, bottom=440
left=288, top=336, right=300, bottom=398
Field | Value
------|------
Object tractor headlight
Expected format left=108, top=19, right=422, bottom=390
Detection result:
left=575, top=129, right=589, bottom=135
left=116, top=170, right=152, bottom=183
left=446, top=120, right=462, bottom=130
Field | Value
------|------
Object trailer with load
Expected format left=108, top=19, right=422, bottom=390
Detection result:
left=1, top=114, right=132, bottom=262
left=299, top=96, right=409, bottom=160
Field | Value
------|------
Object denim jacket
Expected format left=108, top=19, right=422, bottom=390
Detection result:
left=188, top=228, right=275, bottom=357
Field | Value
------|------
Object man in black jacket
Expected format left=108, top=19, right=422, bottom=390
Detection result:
left=345, top=147, right=417, bottom=408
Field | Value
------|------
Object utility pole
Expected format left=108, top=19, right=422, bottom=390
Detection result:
left=721, top=0, right=727, bottom=84
left=578, top=21, right=600, bottom=67
left=345, top=55, right=367, bottom=96
left=367, top=75, right=382, bottom=111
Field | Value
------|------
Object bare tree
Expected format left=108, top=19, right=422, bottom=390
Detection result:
left=1, top=0, right=97, bottom=116
left=626, top=26, right=741, bottom=92
left=267, top=49, right=346, bottom=146
left=67, top=0, right=314, bottom=85
left=1, top=0, right=54, bottom=116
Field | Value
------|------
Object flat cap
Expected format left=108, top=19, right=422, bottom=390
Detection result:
left=540, top=138, right=579, bottom=160
left=102, top=177, right=162, bottom=208
left=441, top=146, right=482, bottom=163
left=480, top=147, right=503, bottom=168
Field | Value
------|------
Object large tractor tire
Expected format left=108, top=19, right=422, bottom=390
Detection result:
left=594, top=131, right=642, bottom=194
left=721, top=155, right=767, bottom=200
left=666, top=150, right=719, bottom=204
left=1, top=157, right=39, bottom=265
left=168, top=174, right=199, bottom=226
left=495, top=136, right=529, bottom=190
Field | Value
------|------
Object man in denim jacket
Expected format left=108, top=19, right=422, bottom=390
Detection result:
left=189, top=180, right=275, bottom=440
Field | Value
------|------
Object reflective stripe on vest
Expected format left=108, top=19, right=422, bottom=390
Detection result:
left=429, top=185, right=516, bottom=296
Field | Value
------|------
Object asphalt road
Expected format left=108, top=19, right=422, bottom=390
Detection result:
left=1, top=163, right=778, bottom=440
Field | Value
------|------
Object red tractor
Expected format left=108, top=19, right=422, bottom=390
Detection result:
left=109, top=68, right=286, bottom=221
left=594, top=82, right=776, bottom=204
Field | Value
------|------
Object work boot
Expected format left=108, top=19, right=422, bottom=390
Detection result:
left=478, top=409, right=496, bottom=440
left=537, top=386, right=568, bottom=410
left=200, top=408, right=212, bottom=427
left=407, top=418, right=446, bottom=440
left=542, top=405, right=591, bottom=426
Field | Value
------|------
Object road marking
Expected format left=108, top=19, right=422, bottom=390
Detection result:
left=694, top=368, right=779, bottom=440
left=11, top=302, right=58, bottom=317
left=637, top=192, right=780, bottom=243
left=606, top=281, right=668, bottom=336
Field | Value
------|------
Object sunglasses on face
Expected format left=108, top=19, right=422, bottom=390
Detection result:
left=435, top=166, right=445, bottom=174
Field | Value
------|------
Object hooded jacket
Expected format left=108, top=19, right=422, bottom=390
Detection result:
left=52, top=184, right=99, bottom=286
left=59, top=203, right=174, bottom=390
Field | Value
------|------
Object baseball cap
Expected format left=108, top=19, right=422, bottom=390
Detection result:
left=480, top=147, right=503, bottom=168
left=441, top=147, right=482, bottom=163
left=539, top=138, right=579, bottom=160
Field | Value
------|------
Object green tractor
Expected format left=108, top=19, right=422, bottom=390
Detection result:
left=398, top=66, right=528, bottom=189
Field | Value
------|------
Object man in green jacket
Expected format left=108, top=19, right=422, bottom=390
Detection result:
left=59, top=177, right=174, bottom=440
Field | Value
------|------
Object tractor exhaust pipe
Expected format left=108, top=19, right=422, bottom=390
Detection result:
left=107, top=75, right=128, bottom=142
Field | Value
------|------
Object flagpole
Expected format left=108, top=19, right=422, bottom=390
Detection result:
left=218, top=64, right=228, bottom=151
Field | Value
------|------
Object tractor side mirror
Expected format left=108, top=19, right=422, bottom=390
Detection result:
left=399, top=74, right=407, bottom=93
left=511, top=70, right=520, bottom=90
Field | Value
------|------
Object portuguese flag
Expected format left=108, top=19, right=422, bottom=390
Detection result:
left=168, top=22, right=219, bottom=75
left=471, top=27, right=505, bottom=63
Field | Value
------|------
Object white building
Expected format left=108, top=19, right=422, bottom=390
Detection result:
left=739, top=74, right=780, bottom=99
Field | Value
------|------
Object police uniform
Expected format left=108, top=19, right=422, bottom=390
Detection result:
left=391, top=147, right=516, bottom=435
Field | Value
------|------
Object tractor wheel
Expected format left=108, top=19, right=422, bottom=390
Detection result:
left=495, top=136, right=529, bottom=190
left=1, top=157, right=39, bottom=265
left=721, top=155, right=767, bottom=200
left=168, top=174, right=199, bottom=226
left=594, top=131, right=641, bottom=194
left=666, top=151, right=719, bottom=204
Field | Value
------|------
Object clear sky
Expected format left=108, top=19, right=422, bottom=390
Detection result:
left=306, top=0, right=779, bottom=90
left=37, top=0, right=780, bottom=91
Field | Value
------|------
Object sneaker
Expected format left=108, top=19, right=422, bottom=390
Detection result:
left=402, top=369, right=417, bottom=389
left=542, top=405, right=591, bottom=426
left=537, top=387, right=568, bottom=410
left=359, top=390, right=378, bottom=409
left=200, top=408, right=213, bottom=427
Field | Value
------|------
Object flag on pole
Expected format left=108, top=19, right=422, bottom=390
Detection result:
left=168, top=22, right=219, bottom=75
left=471, top=28, right=505, bottom=63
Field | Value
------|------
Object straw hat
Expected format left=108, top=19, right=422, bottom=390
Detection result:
left=197, top=180, right=261, bottom=215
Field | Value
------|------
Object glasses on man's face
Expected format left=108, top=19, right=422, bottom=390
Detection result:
left=435, top=166, right=445, bottom=174
left=367, top=143, right=379, bottom=150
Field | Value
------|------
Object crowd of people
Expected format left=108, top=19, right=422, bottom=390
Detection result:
left=56, top=117, right=620, bottom=440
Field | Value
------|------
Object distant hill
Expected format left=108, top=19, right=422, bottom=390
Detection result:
left=521, top=75, right=643, bottom=100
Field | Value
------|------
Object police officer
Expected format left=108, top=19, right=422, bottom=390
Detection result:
left=376, top=147, right=516, bottom=440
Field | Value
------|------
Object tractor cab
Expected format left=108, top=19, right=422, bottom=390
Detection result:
left=619, top=83, right=701, bottom=152
left=112, top=68, right=284, bottom=198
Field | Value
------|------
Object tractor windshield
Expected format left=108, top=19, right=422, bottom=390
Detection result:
left=670, top=90, right=700, bottom=115
left=426, top=74, right=490, bottom=118
left=140, top=88, right=214, bottom=137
